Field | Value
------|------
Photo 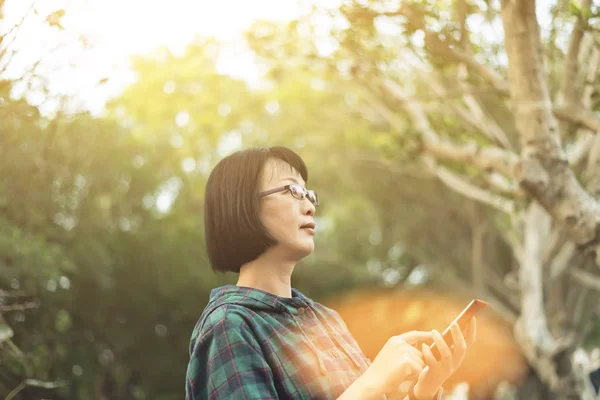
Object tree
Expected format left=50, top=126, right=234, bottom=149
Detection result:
left=244, top=0, right=600, bottom=397
left=4, top=0, right=600, bottom=397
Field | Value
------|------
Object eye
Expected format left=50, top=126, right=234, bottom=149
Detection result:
left=289, top=185, right=305, bottom=198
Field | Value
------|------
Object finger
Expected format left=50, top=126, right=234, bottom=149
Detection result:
left=449, top=322, right=467, bottom=369
left=399, top=331, right=434, bottom=344
left=432, top=330, right=452, bottom=359
left=405, top=344, right=425, bottom=359
left=421, top=343, right=438, bottom=366
left=465, top=317, right=477, bottom=346
left=450, top=321, right=467, bottom=352
left=402, top=347, right=424, bottom=363
left=449, top=339, right=467, bottom=369
left=408, top=351, right=425, bottom=369
left=402, top=356, right=422, bottom=376
left=408, top=357, right=425, bottom=373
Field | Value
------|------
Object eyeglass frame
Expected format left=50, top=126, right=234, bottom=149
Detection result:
left=259, top=184, right=319, bottom=207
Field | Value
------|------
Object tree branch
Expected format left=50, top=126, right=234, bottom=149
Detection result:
left=394, top=4, right=510, bottom=95
left=584, top=132, right=600, bottom=196
left=482, top=172, right=524, bottom=198
left=514, top=202, right=564, bottom=390
left=567, top=132, right=595, bottom=168
left=549, top=241, right=576, bottom=280
left=380, top=78, right=520, bottom=177
left=0, top=3, right=36, bottom=74
left=423, top=156, right=516, bottom=215
left=557, top=0, right=592, bottom=108
left=469, top=206, right=487, bottom=297
left=553, top=106, right=600, bottom=133
left=570, top=267, right=600, bottom=292
left=6, top=379, right=69, bottom=400
left=0, top=301, right=39, bottom=312
left=426, top=74, right=514, bottom=150
left=501, top=0, right=600, bottom=257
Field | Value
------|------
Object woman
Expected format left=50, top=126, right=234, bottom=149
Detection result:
left=186, top=146, right=476, bottom=400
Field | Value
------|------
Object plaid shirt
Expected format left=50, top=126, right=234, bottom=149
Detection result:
left=185, top=285, right=374, bottom=399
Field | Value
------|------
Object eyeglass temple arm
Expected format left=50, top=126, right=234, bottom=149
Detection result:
left=259, top=185, right=289, bottom=198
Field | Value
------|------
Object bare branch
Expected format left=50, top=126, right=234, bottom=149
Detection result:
left=584, top=132, right=600, bottom=196
left=553, top=106, right=600, bottom=133
left=381, top=78, right=520, bottom=177
left=557, top=0, right=592, bottom=108
left=470, top=208, right=487, bottom=297
left=570, top=267, right=600, bottom=292
left=426, top=74, right=514, bottom=150
left=0, top=3, right=36, bottom=74
left=558, top=39, right=600, bottom=171
left=423, top=156, right=516, bottom=215
left=515, top=202, right=563, bottom=390
left=455, top=0, right=470, bottom=51
left=483, top=172, right=524, bottom=198
left=6, top=379, right=69, bottom=400
left=352, top=84, right=406, bottom=132
left=549, top=241, right=576, bottom=280
left=0, top=301, right=39, bottom=312
left=567, top=132, right=595, bottom=167
left=394, top=4, right=510, bottom=95
left=386, top=86, right=504, bottom=102
left=580, top=37, right=600, bottom=110
left=501, top=0, right=600, bottom=254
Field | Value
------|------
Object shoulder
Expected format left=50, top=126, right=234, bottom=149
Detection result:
left=189, top=304, right=268, bottom=363
left=204, top=303, right=254, bottom=327
left=194, top=303, right=258, bottom=340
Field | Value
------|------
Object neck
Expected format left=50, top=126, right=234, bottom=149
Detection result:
left=236, top=248, right=296, bottom=298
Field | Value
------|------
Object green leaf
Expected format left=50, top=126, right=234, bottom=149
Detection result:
left=0, top=322, right=14, bottom=343
left=54, top=309, right=72, bottom=333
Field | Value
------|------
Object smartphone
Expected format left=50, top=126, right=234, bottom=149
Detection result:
left=429, top=299, right=488, bottom=361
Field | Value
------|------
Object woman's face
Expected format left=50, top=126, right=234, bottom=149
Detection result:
left=258, top=159, right=316, bottom=259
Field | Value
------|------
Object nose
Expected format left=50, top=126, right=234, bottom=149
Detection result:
left=302, top=198, right=315, bottom=216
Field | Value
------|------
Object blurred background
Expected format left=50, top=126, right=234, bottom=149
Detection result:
left=1, top=0, right=600, bottom=399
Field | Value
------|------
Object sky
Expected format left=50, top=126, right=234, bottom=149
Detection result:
left=0, top=0, right=555, bottom=117
left=0, top=0, right=322, bottom=116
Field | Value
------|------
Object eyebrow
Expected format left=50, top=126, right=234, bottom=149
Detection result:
left=281, top=177, right=305, bottom=186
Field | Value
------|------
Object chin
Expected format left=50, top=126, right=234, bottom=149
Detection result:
left=294, top=242, right=315, bottom=259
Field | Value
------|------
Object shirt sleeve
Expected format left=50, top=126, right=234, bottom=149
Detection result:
left=186, top=310, right=279, bottom=400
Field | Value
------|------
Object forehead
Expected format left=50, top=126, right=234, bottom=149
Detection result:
left=261, top=158, right=305, bottom=186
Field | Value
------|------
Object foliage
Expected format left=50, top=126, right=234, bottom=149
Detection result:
left=2, top=0, right=600, bottom=398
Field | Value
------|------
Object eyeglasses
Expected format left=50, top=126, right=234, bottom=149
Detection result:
left=259, top=184, right=319, bottom=207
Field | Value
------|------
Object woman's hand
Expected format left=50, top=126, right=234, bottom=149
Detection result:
left=361, top=330, right=433, bottom=396
left=412, top=317, right=477, bottom=399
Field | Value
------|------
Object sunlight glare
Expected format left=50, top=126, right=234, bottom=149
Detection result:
left=1, top=0, right=305, bottom=115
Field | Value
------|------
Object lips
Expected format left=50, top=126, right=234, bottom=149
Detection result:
left=300, top=222, right=315, bottom=230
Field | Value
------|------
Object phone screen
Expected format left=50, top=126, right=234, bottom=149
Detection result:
left=429, top=299, right=487, bottom=361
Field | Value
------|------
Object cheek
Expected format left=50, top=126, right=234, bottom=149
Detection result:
left=261, top=202, right=298, bottom=239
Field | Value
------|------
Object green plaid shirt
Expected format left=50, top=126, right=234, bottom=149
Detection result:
left=185, top=285, right=373, bottom=399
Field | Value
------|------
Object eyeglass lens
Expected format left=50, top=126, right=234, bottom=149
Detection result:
left=290, top=185, right=318, bottom=206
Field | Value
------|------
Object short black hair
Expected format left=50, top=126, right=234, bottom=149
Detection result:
left=204, top=146, right=309, bottom=273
